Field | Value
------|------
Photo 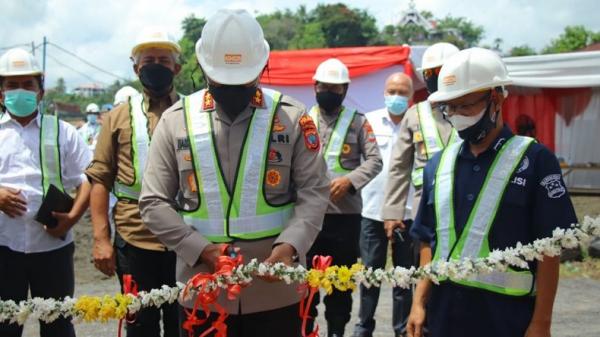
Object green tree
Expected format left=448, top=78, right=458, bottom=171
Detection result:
left=435, top=15, right=484, bottom=48
left=309, top=3, right=380, bottom=47
left=510, top=45, right=537, bottom=56
left=288, top=22, right=327, bottom=49
left=543, top=25, right=600, bottom=54
left=175, top=15, right=207, bottom=95
left=257, top=10, right=303, bottom=50
left=55, top=77, right=66, bottom=94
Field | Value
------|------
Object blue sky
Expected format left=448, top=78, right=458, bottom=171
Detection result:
left=1, top=0, right=598, bottom=90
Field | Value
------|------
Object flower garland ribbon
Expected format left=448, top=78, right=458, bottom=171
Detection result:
left=0, top=217, right=598, bottom=329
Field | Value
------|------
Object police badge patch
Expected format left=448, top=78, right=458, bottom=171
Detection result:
left=540, top=174, right=566, bottom=199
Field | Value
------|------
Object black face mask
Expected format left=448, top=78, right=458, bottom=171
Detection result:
left=208, top=84, right=256, bottom=114
left=139, top=63, right=174, bottom=97
left=456, top=100, right=499, bottom=144
left=425, top=73, right=438, bottom=94
left=316, top=91, right=344, bottom=113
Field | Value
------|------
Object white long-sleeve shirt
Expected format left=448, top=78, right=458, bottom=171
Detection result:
left=0, top=112, right=92, bottom=253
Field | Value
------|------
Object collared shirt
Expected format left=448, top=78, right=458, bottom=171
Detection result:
left=312, top=106, right=383, bottom=214
left=410, top=125, right=577, bottom=337
left=139, top=90, right=330, bottom=314
left=361, top=108, right=403, bottom=221
left=85, top=90, right=179, bottom=251
left=0, top=112, right=91, bottom=253
left=78, top=121, right=101, bottom=152
left=382, top=102, right=455, bottom=221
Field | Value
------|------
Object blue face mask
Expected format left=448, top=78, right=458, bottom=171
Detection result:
left=384, top=95, right=409, bottom=116
left=87, top=114, right=98, bottom=124
left=4, top=89, right=38, bottom=117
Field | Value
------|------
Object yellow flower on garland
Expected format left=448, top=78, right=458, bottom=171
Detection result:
left=307, top=269, right=324, bottom=289
left=74, top=296, right=102, bottom=322
left=98, top=295, right=117, bottom=322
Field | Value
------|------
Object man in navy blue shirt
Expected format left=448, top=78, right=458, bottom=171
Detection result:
left=406, top=48, right=577, bottom=337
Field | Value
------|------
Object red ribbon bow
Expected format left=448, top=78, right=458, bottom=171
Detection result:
left=299, top=255, right=333, bottom=337
left=118, top=274, right=139, bottom=337
left=182, top=244, right=244, bottom=337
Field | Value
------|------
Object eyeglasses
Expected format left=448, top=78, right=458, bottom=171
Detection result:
left=439, top=92, right=491, bottom=116
left=422, top=67, right=441, bottom=79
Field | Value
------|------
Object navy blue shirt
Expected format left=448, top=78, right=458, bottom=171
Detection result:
left=410, top=125, right=577, bottom=337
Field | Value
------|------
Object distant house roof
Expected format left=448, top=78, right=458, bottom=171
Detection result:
left=74, top=83, right=105, bottom=90
left=579, top=43, right=600, bottom=52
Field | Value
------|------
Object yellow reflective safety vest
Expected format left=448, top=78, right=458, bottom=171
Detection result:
left=309, top=105, right=356, bottom=178
left=411, top=101, right=458, bottom=187
left=180, top=88, right=294, bottom=243
left=432, top=135, right=536, bottom=296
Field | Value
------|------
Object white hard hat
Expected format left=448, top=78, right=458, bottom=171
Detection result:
left=420, top=42, right=460, bottom=71
left=313, top=58, right=351, bottom=84
left=86, top=103, right=100, bottom=113
left=429, top=48, right=513, bottom=103
left=113, top=86, right=139, bottom=105
left=195, top=9, right=270, bottom=85
left=0, top=48, right=42, bottom=77
left=131, top=26, right=181, bottom=58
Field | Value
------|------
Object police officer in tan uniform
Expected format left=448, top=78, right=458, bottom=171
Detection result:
left=382, top=43, right=459, bottom=240
left=138, top=9, right=330, bottom=337
left=306, top=58, right=383, bottom=337
left=86, top=27, right=182, bottom=337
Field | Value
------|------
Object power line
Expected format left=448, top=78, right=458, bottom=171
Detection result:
left=0, top=43, right=31, bottom=51
left=46, top=53, right=108, bottom=86
left=48, top=42, right=129, bottom=82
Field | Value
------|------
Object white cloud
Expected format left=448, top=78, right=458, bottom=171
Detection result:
left=1, top=0, right=597, bottom=94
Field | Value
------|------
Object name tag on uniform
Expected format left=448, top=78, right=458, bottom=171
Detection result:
left=413, top=131, right=423, bottom=143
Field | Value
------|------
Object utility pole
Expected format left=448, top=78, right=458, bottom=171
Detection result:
left=31, top=41, right=35, bottom=55
left=42, top=36, right=47, bottom=76
left=42, top=36, right=47, bottom=114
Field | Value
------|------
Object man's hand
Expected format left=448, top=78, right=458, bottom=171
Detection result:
left=260, top=243, right=297, bottom=282
left=45, top=211, right=78, bottom=238
left=0, top=187, right=27, bottom=218
left=93, top=237, right=116, bottom=276
left=524, top=320, right=551, bottom=337
left=384, top=220, right=405, bottom=241
left=407, top=303, right=427, bottom=337
left=329, top=177, right=353, bottom=203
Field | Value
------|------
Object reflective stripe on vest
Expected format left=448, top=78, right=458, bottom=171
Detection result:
left=433, top=135, right=535, bottom=296
left=40, top=114, right=64, bottom=195
left=411, top=102, right=459, bottom=187
left=309, top=106, right=356, bottom=178
left=113, top=94, right=148, bottom=200
left=181, top=88, right=294, bottom=242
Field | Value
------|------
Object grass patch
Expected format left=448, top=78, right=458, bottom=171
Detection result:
left=560, top=258, right=600, bottom=280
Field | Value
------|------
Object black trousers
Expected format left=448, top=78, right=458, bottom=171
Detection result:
left=0, top=243, right=76, bottom=337
left=306, top=213, right=362, bottom=335
left=178, top=302, right=302, bottom=337
left=115, top=234, right=179, bottom=337
left=354, top=217, right=414, bottom=337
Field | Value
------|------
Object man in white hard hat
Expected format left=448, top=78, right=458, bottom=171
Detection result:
left=78, top=103, right=101, bottom=151
left=306, top=58, right=382, bottom=337
left=85, top=27, right=182, bottom=337
left=139, top=9, right=329, bottom=337
left=382, top=42, right=459, bottom=244
left=0, top=48, right=92, bottom=337
left=406, top=48, right=577, bottom=337
left=353, top=72, right=414, bottom=337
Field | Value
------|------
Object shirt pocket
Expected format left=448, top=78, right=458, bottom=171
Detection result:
left=265, top=144, right=291, bottom=194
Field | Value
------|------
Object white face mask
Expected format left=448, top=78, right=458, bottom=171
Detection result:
left=448, top=107, right=485, bottom=131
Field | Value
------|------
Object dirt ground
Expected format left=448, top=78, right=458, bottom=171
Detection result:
left=20, top=195, right=600, bottom=336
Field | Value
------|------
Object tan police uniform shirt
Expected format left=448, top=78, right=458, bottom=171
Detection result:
left=381, top=102, right=454, bottom=220
left=139, top=90, right=330, bottom=314
left=312, top=106, right=383, bottom=214
left=85, top=90, right=179, bottom=251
